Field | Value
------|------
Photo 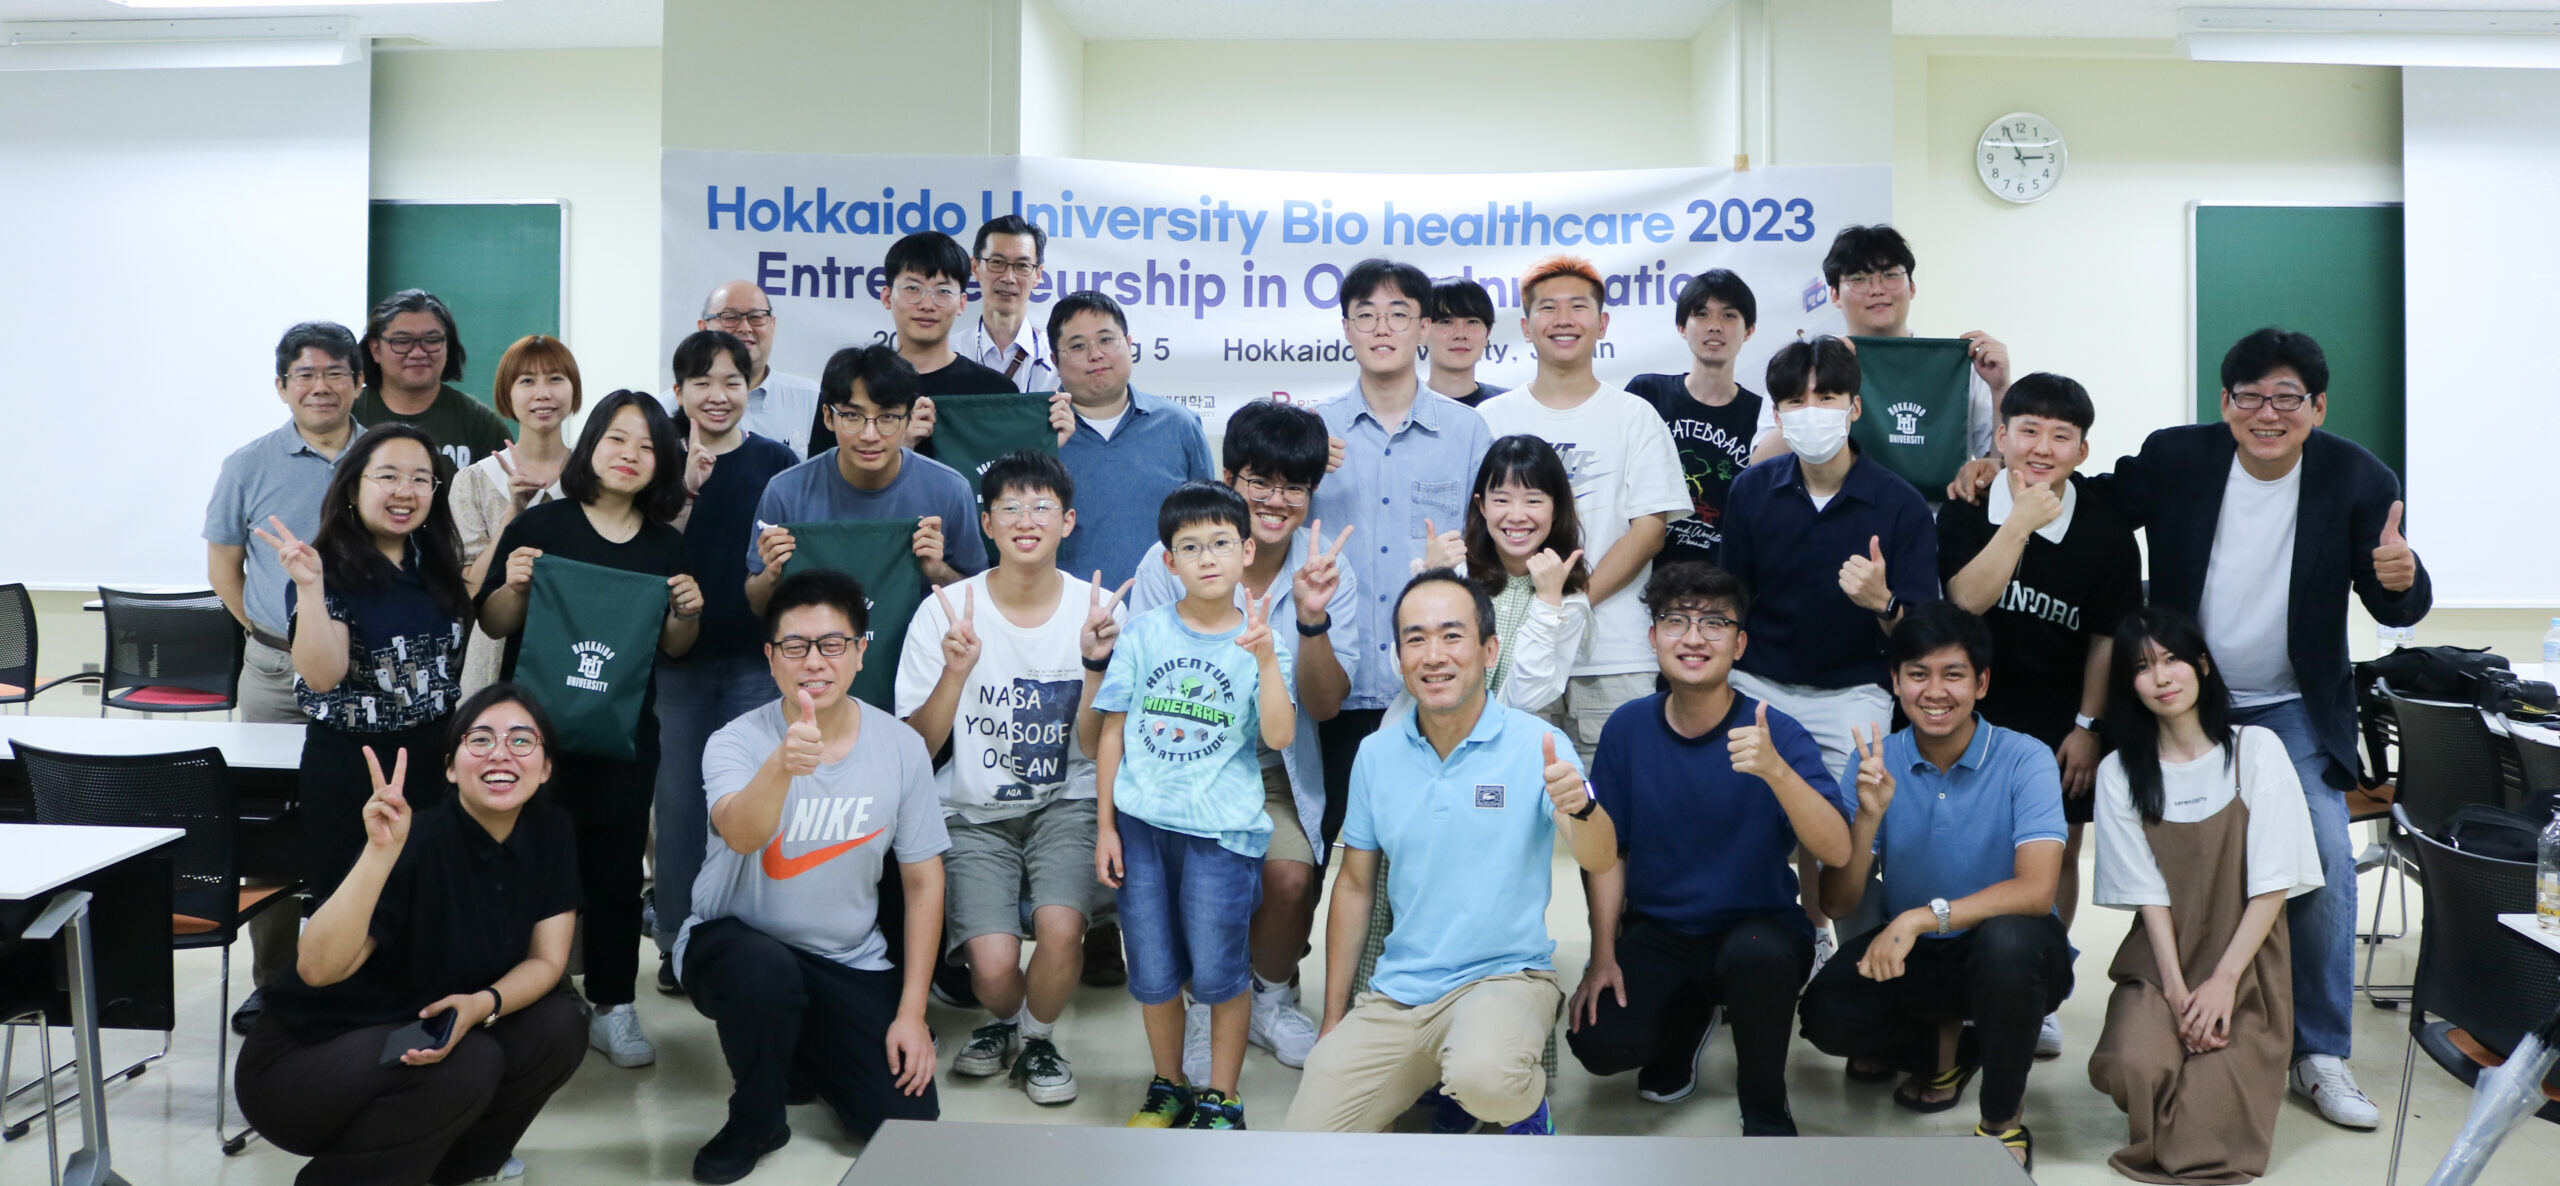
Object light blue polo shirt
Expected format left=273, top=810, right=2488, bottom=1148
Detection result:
left=1342, top=700, right=1583, bottom=1006
left=1310, top=383, right=1493, bottom=710
left=1875, top=716, right=2067, bottom=938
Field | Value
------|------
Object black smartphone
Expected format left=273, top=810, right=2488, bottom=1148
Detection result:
left=378, top=1011, right=457, bottom=1068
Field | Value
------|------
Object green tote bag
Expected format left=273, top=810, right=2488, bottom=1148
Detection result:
left=1847, top=335, right=1976, bottom=495
left=780, top=518, right=926, bottom=712
left=927, top=391, right=1058, bottom=497
left=515, top=554, right=670, bottom=761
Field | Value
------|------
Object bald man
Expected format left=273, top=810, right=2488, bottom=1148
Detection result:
left=699, top=279, right=823, bottom=460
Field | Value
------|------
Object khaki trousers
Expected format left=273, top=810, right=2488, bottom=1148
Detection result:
left=1284, top=969, right=1562, bottom=1131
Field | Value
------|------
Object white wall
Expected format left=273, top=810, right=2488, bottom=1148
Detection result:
left=1020, top=0, right=1084, bottom=157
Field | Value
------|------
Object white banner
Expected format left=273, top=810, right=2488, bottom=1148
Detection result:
left=661, top=150, right=1891, bottom=433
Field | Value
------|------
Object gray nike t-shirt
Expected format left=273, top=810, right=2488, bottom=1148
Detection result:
left=676, top=698, right=950, bottom=974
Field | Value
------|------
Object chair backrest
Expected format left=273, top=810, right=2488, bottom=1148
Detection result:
left=2401, top=803, right=2560, bottom=1063
left=98, top=587, right=243, bottom=706
left=16, top=743, right=242, bottom=933
left=0, top=583, right=33, bottom=696
left=2517, top=731, right=2560, bottom=800
left=2389, top=687, right=2509, bottom=833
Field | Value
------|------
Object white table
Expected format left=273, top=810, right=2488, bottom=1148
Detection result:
left=0, top=824, right=183, bottom=902
left=2499, top=913, right=2560, bottom=956
left=0, top=715, right=303, bottom=771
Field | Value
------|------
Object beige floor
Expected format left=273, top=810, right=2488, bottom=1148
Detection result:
left=5, top=843, right=2557, bottom=1186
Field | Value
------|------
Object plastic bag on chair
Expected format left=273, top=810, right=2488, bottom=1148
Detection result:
left=2426, top=1031, right=2560, bottom=1186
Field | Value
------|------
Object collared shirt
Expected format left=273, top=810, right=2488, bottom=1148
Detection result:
left=1311, top=381, right=1494, bottom=709
left=968, top=317, right=1058, bottom=394
left=1874, top=717, right=2067, bottom=937
left=1055, top=388, right=1216, bottom=590
left=204, top=418, right=366, bottom=638
left=745, top=369, right=821, bottom=461
left=1721, top=447, right=1940, bottom=690
left=1343, top=699, right=1582, bottom=1006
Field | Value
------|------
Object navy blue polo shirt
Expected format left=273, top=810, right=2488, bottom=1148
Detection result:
left=1593, top=692, right=1847, bottom=937
left=1721, top=448, right=1939, bottom=690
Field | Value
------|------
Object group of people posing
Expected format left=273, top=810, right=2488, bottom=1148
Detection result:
left=197, top=218, right=2429, bottom=1186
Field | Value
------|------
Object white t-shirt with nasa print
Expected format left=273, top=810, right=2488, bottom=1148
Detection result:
left=894, top=570, right=1117, bottom=824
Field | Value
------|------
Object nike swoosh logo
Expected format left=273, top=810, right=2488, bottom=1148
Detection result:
left=760, top=827, right=886, bottom=879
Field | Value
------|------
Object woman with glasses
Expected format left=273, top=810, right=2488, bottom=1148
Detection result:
left=237, top=684, right=588, bottom=1186
left=254, top=423, right=470, bottom=899
left=452, top=335, right=581, bottom=698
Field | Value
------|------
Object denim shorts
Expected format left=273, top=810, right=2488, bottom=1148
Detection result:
left=1114, top=812, right=1261, bottom=1007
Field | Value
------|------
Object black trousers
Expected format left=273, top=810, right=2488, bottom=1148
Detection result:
left=235, top=991, right=586, bottom=1186
left=552, top=748, right=655, bottom=1008
left=300, top=719, right=451, bottom=900
left=682, top=917, right=939, bottom=1140
left=1797, top=912, right=2074, bottom=1126
left=1315, top=708, right=1386, bottom=848
left=1566, top=911, right=1813, bottom=1123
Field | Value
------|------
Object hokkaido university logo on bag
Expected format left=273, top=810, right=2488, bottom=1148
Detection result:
left=566, top=640, right=616, bottom=692
left=1887, top=401, right=1930, bottom=445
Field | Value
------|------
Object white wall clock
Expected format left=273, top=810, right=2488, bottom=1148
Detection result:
left=1978, top=112, right=2064, bottom=204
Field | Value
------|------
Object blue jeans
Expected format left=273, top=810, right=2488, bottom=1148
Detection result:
left=2235, top=698, right=2354, bottom=1059
left=1113, top=813, right=1260, bottom=1007
left=652, top=654, right=781, bottom=952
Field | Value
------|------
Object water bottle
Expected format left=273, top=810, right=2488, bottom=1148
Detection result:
left=2542, top=812, right=2560, bottom=932
left=2542, top=617, right=2560, bottom=688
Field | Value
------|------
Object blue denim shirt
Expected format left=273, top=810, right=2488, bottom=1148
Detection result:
left=1310, top=382, right=1492, bottom=709
left=1056, top=388, right=1216, bottom=592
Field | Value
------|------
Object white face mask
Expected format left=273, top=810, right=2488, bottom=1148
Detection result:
left=1779, top=405, right=1852, bottom=463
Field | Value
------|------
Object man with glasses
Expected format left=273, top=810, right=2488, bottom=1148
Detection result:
left=1947, top=327, right=2431, bottom=1131
left=856, top=231, right=1017, bottom=459
left=203, top=320, right=369, bottom=1034
left=695, top=279, right=823, bottom=460
left=356, top=288, right=513, bottom=469
left=1566, top=562, right=1848, bottom=1133
left=968, top=216, right=1059, bottom=393
left=1051, top=290, right=1216, bottom=592
left=747, top=344, right=985, bottom=617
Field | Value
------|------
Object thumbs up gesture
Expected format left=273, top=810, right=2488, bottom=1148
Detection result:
left=1543, top=732, right=1590, bottom=816
left=781, top=690, right=824, bottom=777
left=2373, top=500, right=2417, bottom=593
left=1838, top=534, right=1894, bottom=613
left=1727, top=701, right=1784, bottom=784
left=2004, top=467, right=2065, bottom=535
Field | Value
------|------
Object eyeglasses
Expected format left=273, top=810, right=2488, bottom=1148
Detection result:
left=1839, top=268, right=1909, bottom=292
left=363, top=472, right=441, bottom=494
left=977, top=256, right=1039, bottom=278
left=286, top=366, right=354, bottom=385
left=2227, top=390, right=2310, bottom=412
left=990, top=499, right=1062, bottom=525
left=1653, top=612, right=1739, bottom=640
left=771, top=633, right=856, bottom=660
left=381, top=333, right=448, bottom=355
left=1172, top=537, right=1242, bottom=562
left=826, top=405, right=911, bottom=435
left=706, top=309, right=774, bottom=329
left=892, top=281, right=964, bottom=308
left=1240, top=475, right=1311, bottom=508
left=461, top=727, right=543, bottom=757
left=1347, top=309, right=1416, bottom=333
left=1060, top=333, right=1126, bottom=361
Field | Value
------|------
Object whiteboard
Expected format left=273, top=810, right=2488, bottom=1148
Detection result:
left=0, top=57, right=371, bottom=590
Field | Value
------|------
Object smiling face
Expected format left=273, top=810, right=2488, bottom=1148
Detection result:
left=1341, top=280, right=1425, bottom=378
left=1478, top=479, right=1553, bottom=564
left=590, top=404, right=658, bottom=497
left=370, top=310, right=450, bottom=393
left=509, top=368, right=574, bottom=433
left=1681, top=298, right=1752, bottom=366
left=1994, top=413, right=2088, bottom=491
left=357, top=436, right=437, bottom=541
left=1426, top=315, right=1489, bottom=372
left=1228, top=466, right=1309, bottom=548
left=973, top=231, right=1042, bottom=319
left=766, top=603, right=865, bottom=713
left=698, top=281, right=776, bottom=374
left=1397, top=580, right=1496, bottom=716
left=1521, top=276, right=1608, bottom=368
left=680, top=348, right=748, bottom=437
left=883, top=269, right=964, bottom=349
left=1893, top=643, right=1988, bottom=741
left=2220, top=364, right=2325, bottom=473
left=1650, top=595, right=1744, bottom=691
left=1054, top=308, right=1133, bottom=406
left=2131, top=639, right=2205, bottom=721
left=826, top=381, right=907, bottom=478
left=1831, top=266, right=1912, bottom=336
left=1773, top=383, right=1861, bottom=421
left=276, top=345, right=357, bottom=435
left=1163, top=518, right=1253, bottom=601
left=982, top=481, right=1074, bottom=568
left=448, top=698, right=550, bottom=815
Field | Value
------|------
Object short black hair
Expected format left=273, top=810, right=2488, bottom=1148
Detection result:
left=882, top=231, right=972, bottom=287
left=2000, top=372, right=2095, bottom=431
left=1047, top=289, right=1130, bottom=346
left=1156, top=479, right=1251, bottom=548
left=2219, top=327, right=2330, bottom=397
left=1886, top=599, right=1994, bottom=673
left=361, top=288, right=466, bottom=389
left=275, top=321, right=359, bottom=377
left=560, top=390, right=688, bottom=525
left=973, top=214, right=1046, bottom=265
left=1765, top=335, right=1862, bottom=403
left=765, top=568, right=870, bottom=639
left=1220, top=400, right=1329, bottom=490
left=980, top=449, right=1074, bottom=510
left=1822, top=224, right=1917, bottom=289
left=1640, top=561, right=1748, bottom=622
left=1393, top=567, right=1498, bottom=642
left=673, top=329, right=753, bottom=386
left=443, top=681, right=558, bottom=772
left=1339, top=259, right=1435, bottom=318
left=1673, top=269, right=1757, bottom=330
left=820, top=344, right=920, bottom=413
left=1429, top=278, right=1496, bottom=325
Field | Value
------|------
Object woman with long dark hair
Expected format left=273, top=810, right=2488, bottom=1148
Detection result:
left=255, top=423, right=469, bottom=900
left=477, top=389, right=703, bottom=1069
left=2087, top=606, right=2323, bottom=1182
left=1455, top=433, right=1592, bottom=713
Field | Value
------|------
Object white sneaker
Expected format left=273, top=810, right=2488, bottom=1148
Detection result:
left=1808, top=928, right=1837, bottom=984
left=1248, top=986, right=1320, bottom=1068
left=2036, top=1012, right=2064, bottom=1059
left=588, top=1003, right=656, bottom=1068
left=953, top=1019, right=1018, bottom=1077
left=2290, top=1054, right=2381, bottom=1129
left=465, top=1155, right=525, bottom=1182
left=1181, top=1001, right=1213, bottom=1087
left=1011, top=1035, right=1078, bottom=1105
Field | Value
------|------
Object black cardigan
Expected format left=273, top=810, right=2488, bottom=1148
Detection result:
left=2092, top=424, right=2430, bottom=789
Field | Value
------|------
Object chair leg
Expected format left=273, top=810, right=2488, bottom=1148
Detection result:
left=2386, top=1032, right=2420, bottom=1186
left=37, top=1022, right=60, bottom=1186
left=216, top=945, right=255, bottom=1155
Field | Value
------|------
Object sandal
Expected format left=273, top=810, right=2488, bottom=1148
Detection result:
left=1845, top=1058, right=1897, bottom=1083
left=1892, top=1059, right=1979, bottom=1114
left=1975, top=1121, right=2032, bottom=1173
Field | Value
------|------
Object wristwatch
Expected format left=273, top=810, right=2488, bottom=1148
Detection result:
left=1928, top=897, right=1952, bottom=934
left=1295, top=612, right=1332, bottom=638
left=1873, top=593, right=1899, bottom=619
left=1569, top=796, right=1599, bottom=821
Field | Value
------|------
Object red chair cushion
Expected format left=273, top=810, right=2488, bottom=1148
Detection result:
left=117, top=686, right=230, bottom=708
left=173, top=888, right=286, bottom=937
left=2447, top=1026, right=2560, bottom=1103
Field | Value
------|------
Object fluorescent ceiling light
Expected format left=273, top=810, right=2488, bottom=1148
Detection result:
left=2181, top=8, right=2560, bottom=68
left=0, top=17, right=357, bottom=70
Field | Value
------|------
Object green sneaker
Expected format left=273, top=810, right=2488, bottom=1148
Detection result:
left=1184, top=1088, right=1246, bottom=1130
left=1127, top=1075, right=1194, bottom=1128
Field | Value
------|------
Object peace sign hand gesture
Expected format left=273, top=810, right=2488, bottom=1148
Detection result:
left=1080, top=571, right=1133, bottom=663
left=933, top=584, right=982, bottom=673
left=1838, top=535, right=1893, bottom=614
left=252, top=515, right=324, bottom=589
left=1527, top=547, right=1584, bottom=605
left=1234, top=589, right=1277, bottom=663
left=360, top=745, right=412, bottom=854
left=1851, top=723, right=1896, bottom=820
left=1291, top=521, right=1354, bottom=625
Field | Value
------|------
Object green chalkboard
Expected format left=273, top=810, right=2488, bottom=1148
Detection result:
left=2191, top=203, right=2404, bottom=476
left=368, top=201, right=565, bottom=411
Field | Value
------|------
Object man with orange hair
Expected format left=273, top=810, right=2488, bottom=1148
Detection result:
left=1476, top=256, right=1689, bottom=762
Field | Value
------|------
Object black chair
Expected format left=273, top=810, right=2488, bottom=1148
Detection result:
left=1, top=897, right=66, bottom=1185
left=2514, top=728, right=2560, bottom=799
left=2353, top=682, right=2410, bottom=982
left=2384, top=803, right=2560, bottom=1186
left=0, top=584, right=35, bottom=714
left=2367, top=688, right=2517, bottom=1005
left=52, top=588, right=244, bottom=718
left=14, top=743, right=289, bottom=1155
